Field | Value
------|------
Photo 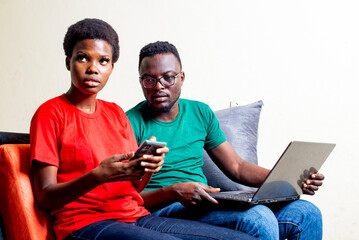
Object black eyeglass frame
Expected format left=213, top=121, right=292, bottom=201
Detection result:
left=139, top=71, right=182, bottom=89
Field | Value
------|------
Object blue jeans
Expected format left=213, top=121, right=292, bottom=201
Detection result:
left=152, top=200, right=322, bottom=240
left=65, top=215, right=256, bottom=240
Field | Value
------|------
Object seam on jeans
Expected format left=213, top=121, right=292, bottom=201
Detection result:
left=94, top=221, right=120, bottom=239
left=160, top=231, right=224, bottom=240
left=69, top=221, right=120, bottom=240
left=68, top=233, right=90, bottom=240
left=278, top=221, right=302, bottom=240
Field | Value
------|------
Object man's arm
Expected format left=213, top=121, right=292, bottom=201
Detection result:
left=207, top=141, right=325, bottom=194
left=140, top=141, right=268, bottom=212
left=140, top=182, right=220, bottom=212
left=207, top=141, right=270, bottom=187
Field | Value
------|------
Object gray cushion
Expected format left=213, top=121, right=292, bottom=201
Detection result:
left=202, top=100, right=263, bottom=191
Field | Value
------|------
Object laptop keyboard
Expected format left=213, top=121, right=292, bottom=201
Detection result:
left=209, top=191, right=255, bottom=202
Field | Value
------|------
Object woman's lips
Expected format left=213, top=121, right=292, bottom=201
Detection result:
left=84, top=79, right=100, bottom=87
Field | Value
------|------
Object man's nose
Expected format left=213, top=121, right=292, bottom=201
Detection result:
left=154, top=79, right=165, bottom=90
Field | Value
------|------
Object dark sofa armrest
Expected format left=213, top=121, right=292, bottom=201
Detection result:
left=0, top=132, right=30, bottom=145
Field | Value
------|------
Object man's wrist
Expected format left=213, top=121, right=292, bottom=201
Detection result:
left=164, top=184, right=179, bottom=201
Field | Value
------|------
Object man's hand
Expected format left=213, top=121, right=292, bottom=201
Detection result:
left=302, top=172, right=325, bottom=195
left=171, top=182, right=220, bottom=207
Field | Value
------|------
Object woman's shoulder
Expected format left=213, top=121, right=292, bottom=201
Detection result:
left=98, top=99, right=124, bottom=113
left=34, top=94, right=68, bottom=115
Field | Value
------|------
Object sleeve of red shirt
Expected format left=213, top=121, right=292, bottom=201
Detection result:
left=30, top=101, right=62, bottom=168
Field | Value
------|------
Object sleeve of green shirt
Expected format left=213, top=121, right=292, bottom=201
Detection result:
left=202, top=103, right=227, bottom=150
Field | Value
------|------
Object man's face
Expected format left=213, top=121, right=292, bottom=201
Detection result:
left=139, top=53, right=184, bottom=113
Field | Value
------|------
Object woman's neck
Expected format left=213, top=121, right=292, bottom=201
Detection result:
left=65, top=88, right=97, bottom=114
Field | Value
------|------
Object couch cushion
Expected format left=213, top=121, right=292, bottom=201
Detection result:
left=202, top=100, right=263, bottom=191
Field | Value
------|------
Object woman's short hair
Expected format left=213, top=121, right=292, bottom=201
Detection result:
left=63, top=18, right=120, bottom=63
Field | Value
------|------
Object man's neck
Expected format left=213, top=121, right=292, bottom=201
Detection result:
left=148, top=102, right=179, bottom=122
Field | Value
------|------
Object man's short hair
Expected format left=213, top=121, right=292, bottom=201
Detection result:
left=63, top=18, right=120, bottom=63
left=139, top=41, right=182, bottom=70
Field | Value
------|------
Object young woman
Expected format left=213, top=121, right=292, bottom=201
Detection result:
left=30, top=19, right=255, bottom=240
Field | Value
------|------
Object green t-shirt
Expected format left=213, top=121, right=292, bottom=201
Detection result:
left=126, top=99, right=226, bottom=190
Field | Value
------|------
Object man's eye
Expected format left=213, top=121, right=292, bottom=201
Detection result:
left=163, top=76, right=174, bottom=82
left=144, top=78, right=156, bottom=83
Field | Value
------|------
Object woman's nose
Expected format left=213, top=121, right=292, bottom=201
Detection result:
left=86, top=62, right=99, bottom=74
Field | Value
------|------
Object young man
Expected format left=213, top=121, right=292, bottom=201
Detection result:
left=126, top=41, right=324, bottom=240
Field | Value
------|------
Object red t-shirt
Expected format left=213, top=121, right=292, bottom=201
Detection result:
left=30, top=94, right=149, bottom=240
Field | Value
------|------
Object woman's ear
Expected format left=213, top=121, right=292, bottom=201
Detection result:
left=65, top=57, right=70, bottom=71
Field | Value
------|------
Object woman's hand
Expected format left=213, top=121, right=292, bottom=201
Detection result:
left=93, top=153, right=146, bottom=183
left=93, top=137, right=168, bottom=184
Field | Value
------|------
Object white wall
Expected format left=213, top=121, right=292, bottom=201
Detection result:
left=1, top=0, right=358, bottom=239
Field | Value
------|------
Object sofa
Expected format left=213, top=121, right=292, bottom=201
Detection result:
left=0, top=101, right=263, bottom=240
left=0, top=132, right=55, bottom=240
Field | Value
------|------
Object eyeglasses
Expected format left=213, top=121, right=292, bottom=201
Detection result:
left=140, top=72, right=182, bottom=89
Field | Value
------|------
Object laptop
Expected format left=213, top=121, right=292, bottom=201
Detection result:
left=209, top=141, right=336, bottom=205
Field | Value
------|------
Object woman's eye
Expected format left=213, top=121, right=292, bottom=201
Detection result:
left=100, top=58, right=110, bottom=65
left=76, top=54, right=87, bottom=62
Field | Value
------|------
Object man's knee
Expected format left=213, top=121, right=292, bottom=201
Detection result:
left=279, top=200, right=322, bottom=226
left=275, top=200, right=322, bottom=239
left=235, top=205, right=279, bottom=240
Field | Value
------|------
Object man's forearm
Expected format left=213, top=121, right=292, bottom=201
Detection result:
left=140, top=185, right=177, bottom=212
left=239, top=161, right=270, bottom=187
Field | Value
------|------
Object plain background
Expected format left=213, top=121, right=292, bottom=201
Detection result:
left=1, top=0, right=358, bottom=239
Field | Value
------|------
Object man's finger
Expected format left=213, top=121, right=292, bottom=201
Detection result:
left=199, top=188, right=219, bottom=205
left=311, top=173, right=325, bottom=180
left=306, top=179, right=323, bottom=187
left=199, top=183, right=221, bottom=193
left=303, top=188, right=315, bottom=195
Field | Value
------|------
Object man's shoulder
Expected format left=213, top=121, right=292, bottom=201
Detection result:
left=180, top=98, right=210, bottom=109
left=126, top=101, right=147, bottom=122
left=180, top=99, right=213, bottom=115
left=126, top=101, right=146, bottom=114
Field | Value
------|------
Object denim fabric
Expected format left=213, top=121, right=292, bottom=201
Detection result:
left=271, top=200, right=322, bottom=240
left=152, top=200, right=322, bottom=240
left=65, top=215, right=256, bottom=240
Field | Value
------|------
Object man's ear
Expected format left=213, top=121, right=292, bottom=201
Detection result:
left=65, top=57, right=70, bottom=71
left=180, top=71, right=185, bottom=86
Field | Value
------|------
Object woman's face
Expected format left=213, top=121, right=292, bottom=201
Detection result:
left=66, top=39, right=114, bottom=96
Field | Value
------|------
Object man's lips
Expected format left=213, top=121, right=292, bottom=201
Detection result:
left=151, top=93, right=169, bottom=102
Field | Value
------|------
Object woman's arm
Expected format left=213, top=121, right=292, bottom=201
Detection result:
left=32, top=153, right=146, bottom=211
